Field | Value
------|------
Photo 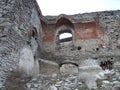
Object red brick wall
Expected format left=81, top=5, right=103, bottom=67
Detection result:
left=42, top=24, right=56, bottom=42
left=74, top=22, right=98, bottom=39
left=42, top=22, right=104, bottom=42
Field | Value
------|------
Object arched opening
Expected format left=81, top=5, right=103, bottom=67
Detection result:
left=31, top=27, right=37, bottom=40
left=55, top=17, right=74, bottom=49
left=30, top=27, right=38, bottom=58
left=58, top=30, right=73, bottom=43
left=59, top=32, right=72, bottom=40
left=59, top=62, right=79, bottom=75
left=56, top=17, right=74, bottom=29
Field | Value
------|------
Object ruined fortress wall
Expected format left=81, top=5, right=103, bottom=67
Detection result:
left=0, top=0, right=42, bottom=88
left=42, top=11, right=120, bottom=52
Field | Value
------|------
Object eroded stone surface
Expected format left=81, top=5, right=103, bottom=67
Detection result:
left=0, top=0, right=120, bottom=90
left=0, top=0, right=42, bottom=89
left=19, top=46, right=34, bottom=76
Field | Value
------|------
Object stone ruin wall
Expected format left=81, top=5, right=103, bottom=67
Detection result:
left=40, top=12, right=120, bottom=85
left=0, top=0, right=42, bottom=88
left=41, top=11, right=120, bottom=54
left=0, top=0, right=120, bottom=89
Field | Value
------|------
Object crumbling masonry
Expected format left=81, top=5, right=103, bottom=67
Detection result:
left=0, top=0, right=120, bottom=89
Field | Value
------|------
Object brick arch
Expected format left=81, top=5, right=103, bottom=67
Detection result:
left=55, top=25, right=75, bottom=45
left=55, top=17, right=75, bottom=45
left=59, top=61, right=79, bottom=67
left=55, top=17, right=74, bottom=29
left=59, top=61, right=79, bottom=75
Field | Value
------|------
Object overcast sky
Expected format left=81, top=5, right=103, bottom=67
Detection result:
left=36, top=0, right=120, bottom=16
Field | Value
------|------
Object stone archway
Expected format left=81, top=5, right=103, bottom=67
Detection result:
left=55, top=17, right=75, bottom=51
left=59, top=61, right=79, bottom=75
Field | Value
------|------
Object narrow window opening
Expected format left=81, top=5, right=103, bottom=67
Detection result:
left=32, top=30, right=35, bottom=37
left=32, top=27, right=37, bottom=37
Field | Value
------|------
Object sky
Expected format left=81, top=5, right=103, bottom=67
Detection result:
left=36, top=0, right=120, bottom=16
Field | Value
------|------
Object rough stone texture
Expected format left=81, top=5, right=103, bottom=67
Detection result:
left=60, top=63, right=78, bottom=75
left=19, top=46, right=35, bottom=76
left=96, top=69, right=120, bottom=90
left=26, top=72, right=120, bottom=90
left=0, top=0, right=120, bottom=90
left=78, top=59, right=102, bottom=89
left=0, top=0, right=42, bottom=89
left=41, top=10, right=120, bottom=54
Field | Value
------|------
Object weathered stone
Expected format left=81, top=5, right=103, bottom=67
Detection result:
left=60, top=63, right=78, bottom=75
left=0, top=0, right=42, bottom=88
left=78, top=59, right=102, bottom=89
left=48, top=85, right=58, bottom=90
left=0, top=0, right=120, bottom=89
left=19, top=46, right=34, bottom=76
